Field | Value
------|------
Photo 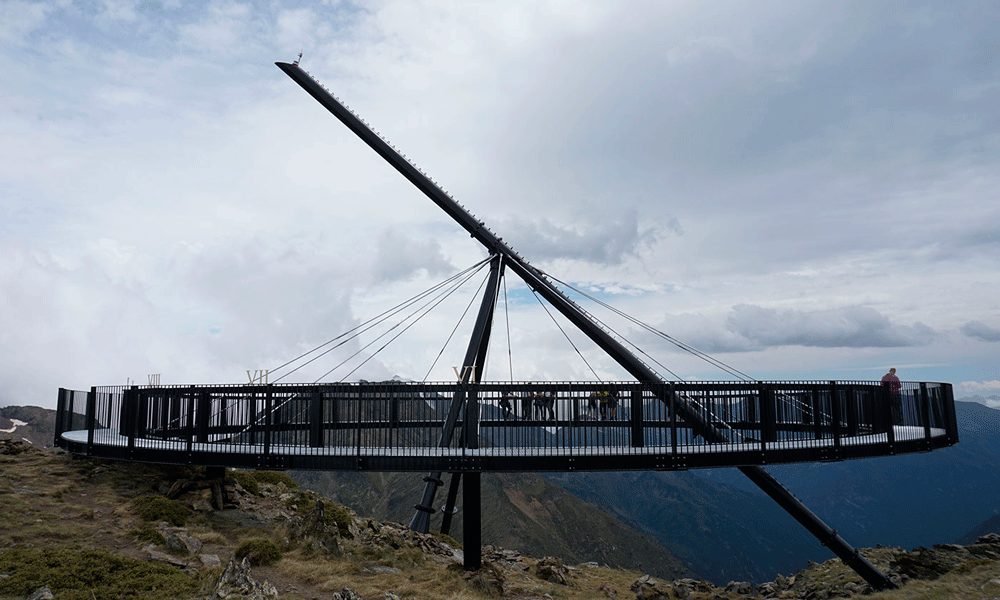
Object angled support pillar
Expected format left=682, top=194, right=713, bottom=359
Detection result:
left=409, top=254, right=503, bottom=542
left=440, top=473, right=462, bottom=536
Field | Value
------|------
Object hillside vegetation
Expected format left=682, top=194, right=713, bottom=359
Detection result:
left=2, top=440, right=999, bottom=600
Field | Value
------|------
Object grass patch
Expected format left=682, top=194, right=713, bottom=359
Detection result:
left=949, top=557, right=992, bottom=574
left=282, top=490, right=315, bottom=512
left=252, top=470, right=298, bottom=489
left=131, top=495, right=191, bottom=526
left=235, top=538, right=282, bottom=566
left=130, top=526, right=167, bottom=546
left=324, top=503, right=354, bottom=539
left=226, top=470, right=260, bottom=496
left=193, top=530, right=227, bottom=545
left=10, top=520, right=89, bottom=543
left=49, top=484, right=70, bottom=501
left=0, top=547, right=203, bottom=600
left=431, top=530, right=463, bottom=550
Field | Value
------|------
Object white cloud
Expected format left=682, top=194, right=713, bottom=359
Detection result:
left=275, top=8, right=318, bottom=52
left=725, top=304, right=935, bottom=349
left=3, top=1, right=1000, bottom=407
left=961, top=320, right=1000, bottom=342
left=499, top=212, right=673, bottom=266
left=0, top=1, right=54, bottom=45
left=99, top=0, right=139, bottom=23
left=178, top=1, right=255, bottom=57
left=371, top=228, right=455, bottom=283
left=957, top=380, right=1000, bottom=395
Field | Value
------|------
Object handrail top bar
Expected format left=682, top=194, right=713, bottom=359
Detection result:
left=80, top=379, right=950, bottom=392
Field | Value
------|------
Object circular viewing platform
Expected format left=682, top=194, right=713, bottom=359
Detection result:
left=55, top=380, right=957, bottom=472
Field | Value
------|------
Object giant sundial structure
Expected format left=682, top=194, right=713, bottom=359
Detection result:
left=55, top=58, right=958, bottom=590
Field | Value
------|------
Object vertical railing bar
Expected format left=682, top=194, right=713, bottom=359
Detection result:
left=882, top=382, right=896, bottom=451
left=262, top=385, right=273, bottom=467
left=86, top=386, right=97, bottom=456
left=67, top=390, right=76, bottom=434
left=830, top=381, right=842, bottom=456
left=55, top=388, right=67, bottom=444
left=310, top=389, right=323, bottom=449
left=669, top=382, right=678, bottom=457
left=758, top=382, right=769, bottom=457
left=126, top=386, right=137, bottom=460
left=920, top=382, right=931, bottom=448
left=185, top=386, right=196, bottom=462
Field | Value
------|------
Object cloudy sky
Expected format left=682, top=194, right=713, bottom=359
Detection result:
left=2, top=0, right=998, bottom=410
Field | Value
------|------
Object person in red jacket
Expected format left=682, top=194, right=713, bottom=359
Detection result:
left=881, top=368, right=902, bottom=423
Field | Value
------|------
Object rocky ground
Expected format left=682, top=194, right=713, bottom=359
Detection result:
left=1, top=439, right=998, bottom=600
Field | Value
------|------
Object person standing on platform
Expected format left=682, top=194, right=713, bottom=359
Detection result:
left=881, top=367, right=902, bottom=423
left=607, top=389, right=619, bottom=420
left=499, top=392, right=514, bottom=420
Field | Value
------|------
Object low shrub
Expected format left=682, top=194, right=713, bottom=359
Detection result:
left=234, top=538, right=282, bottom=566
left=431, top=530, right=462, bottom=550
left=226, top=470, right=260, bottom=496
left=324, top=503, right=355, bottom=539
left=130, top=526, right=167, bottom=546
left=131, top=495, right=191, bottom=526
left=291, top=491, right=316, bottom=510
left=252, top=470, right=298, bottom=489
left=0, top=547, right=201, bottom=600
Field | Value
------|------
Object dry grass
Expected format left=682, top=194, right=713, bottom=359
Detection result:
left=275, top=550, right=482, bottom=599
left=865, top=560, right=1000, bottom=600
left=192, top=530, right=227, bottom=545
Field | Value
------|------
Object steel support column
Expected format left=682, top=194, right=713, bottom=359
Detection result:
left=463, top=472, right=482, bottom=570
left=409, top=254, right=503, bottom=545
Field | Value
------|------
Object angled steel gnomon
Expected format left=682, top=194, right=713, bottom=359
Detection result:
left=276, top=59, right=902, bottom=588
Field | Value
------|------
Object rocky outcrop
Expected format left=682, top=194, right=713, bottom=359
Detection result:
left=890, top=535, right=1000, bottom=581
left=288, top=500, right=342, bottom=556
left=626, top=533, right=1000, bottom=599
left=362, top=520, right=462, bottom=565
left=630, top=575, right=670, bottom=600
left=1, top=439, right=34, bottom=455
left=630, top=575, right=716, bottom=600
left=462, top=562, right=506, bottom=597
left=211, top=557, right=278, bottom=600
left=535, top=556, right=569, bottom=585
left=25, top=586, right=54, bottom=600
left=165, top=529, right=204, bottom=555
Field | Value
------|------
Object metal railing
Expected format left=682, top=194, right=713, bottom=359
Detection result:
left=54, top=380, right=957, bottom=472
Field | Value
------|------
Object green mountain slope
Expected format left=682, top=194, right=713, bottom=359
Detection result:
left=543, top=470, right=826, bottom=585
left=290, top=469, right=692, bottom=580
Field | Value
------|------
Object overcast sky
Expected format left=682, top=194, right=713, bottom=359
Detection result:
left=2, top=0, right=998, bottom=410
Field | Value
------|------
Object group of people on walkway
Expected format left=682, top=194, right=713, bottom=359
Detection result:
left=496, top=389, right=621, bottom=421
left=586, top=390, right=620, bottom=421
left=497, top=391, right=556, bottom=420
left=499, top=391, right=619, bottom=421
